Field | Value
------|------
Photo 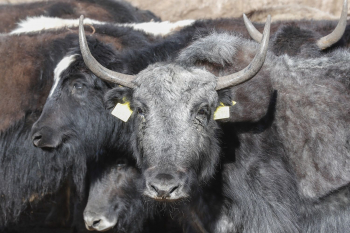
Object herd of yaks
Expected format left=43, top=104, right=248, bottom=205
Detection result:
left=1, top=0, right=350, bottom=232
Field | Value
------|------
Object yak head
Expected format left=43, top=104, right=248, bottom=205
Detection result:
left=79, top=15, right=270, bottom=202
left=30, top=36, right=129, bottom=158
left=84, top=157, right=145, bottom=232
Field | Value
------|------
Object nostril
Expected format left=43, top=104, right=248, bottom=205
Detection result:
left=32, top=133, right=42, bottom=145
left=92, top=219, right=101, bottom=227
left=169, top=185, right=179, bottom=194
left=150, top=184, right=159, bottom=194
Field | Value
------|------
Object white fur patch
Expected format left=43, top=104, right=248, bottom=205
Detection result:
left=9, top=16, right=195, bottom=36
left=49, top=55, right=77, bottom=97
left=10, top=16, right=107, bottom=34
left=116, top=20, right=195, bottom=36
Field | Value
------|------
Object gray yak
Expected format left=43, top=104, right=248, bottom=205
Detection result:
left=80, top=11, right=350, bottom=232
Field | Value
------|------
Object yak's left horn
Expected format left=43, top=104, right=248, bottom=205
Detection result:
left=216, top=15, right=271, bottom=90
left=79, top=15, right=136, bottom=88
left=317, top=0, right=348, bottom=50
left=243, top=13, right=262, bottom=43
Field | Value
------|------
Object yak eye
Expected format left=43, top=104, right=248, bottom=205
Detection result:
left=137, top=107, right=145, bottom=116
left=73, top=82, right=84, bottom=90
left=194, top=105, right=210, bottom=127
left=116, top=159, right=127, bottom=167
left=197, top=106, right=209, bottom=116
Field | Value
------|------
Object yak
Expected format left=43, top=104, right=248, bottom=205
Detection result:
left=0, top=0, right=160, bottom=33
left=80, top=12, right=350, bottom=232
left=0, top=21, right=171, bottom=228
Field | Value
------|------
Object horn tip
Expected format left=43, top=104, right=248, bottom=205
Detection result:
left=243, top=13, right=249, bottom=22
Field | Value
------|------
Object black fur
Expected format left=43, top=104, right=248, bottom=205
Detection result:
left=0, top=23, right=164, bottom=227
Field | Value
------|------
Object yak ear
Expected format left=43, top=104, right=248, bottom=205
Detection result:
left=217, top=73, right=274, bottom=123
left=104, top=86, right=133, bottom=110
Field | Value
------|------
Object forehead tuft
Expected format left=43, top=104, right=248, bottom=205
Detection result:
left=134, top=63, right=217, bottom=102
left=49, top=54, right=77, bottom=97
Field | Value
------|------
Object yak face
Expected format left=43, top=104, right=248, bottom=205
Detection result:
left=106, top=63, right=222, bottom=202
left=31, top=55, right=79, bottom=148
left=31, top=53, right=120, bottom=156
left=84, top=159, right=144, bottom=232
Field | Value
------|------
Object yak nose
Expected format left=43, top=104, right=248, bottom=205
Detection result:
left=31, top=126, right=61, bottom=148
left=84, top=212, right=115, bottom=232
left=147, top=173, right=181, bottom=199
left=32, top=132, right=42, bottom=147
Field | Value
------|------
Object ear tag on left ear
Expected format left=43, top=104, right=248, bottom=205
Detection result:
left=214, top=101, right=236, bottom=120
left=111, top=102, right=133, bottom=122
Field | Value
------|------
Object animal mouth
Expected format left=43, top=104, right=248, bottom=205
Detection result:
left=144, top=192, right=187, bottom=202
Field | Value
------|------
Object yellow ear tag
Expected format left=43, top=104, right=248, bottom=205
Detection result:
left=111, top=101, right=133, bottom=122
left=213, top=101, right=236, bottom=120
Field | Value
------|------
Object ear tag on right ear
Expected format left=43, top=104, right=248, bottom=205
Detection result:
left=111, top=102, right=133, bottom=122
left=213, top=101, right=236, bottom=120
left=214, top=103, right=230, bottom=120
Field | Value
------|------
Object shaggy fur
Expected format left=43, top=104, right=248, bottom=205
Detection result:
left=102, top=32, right=350, bottom=232
left=0, top=22, right=170, bottom=227
left=0, top=0, right=160, bottom=33
left=0, top=112, right=86, bottom=227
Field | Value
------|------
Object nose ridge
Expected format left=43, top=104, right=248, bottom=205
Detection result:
left=155, top=173, right=175, bottom=181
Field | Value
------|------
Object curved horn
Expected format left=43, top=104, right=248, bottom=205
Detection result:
left=216, top=15, right=271, bottom=90
left=79, top=15, right=136, bottom=88
left=317, top=0, right=348, bottom=50
left=243, top=13, right=262, bottom=43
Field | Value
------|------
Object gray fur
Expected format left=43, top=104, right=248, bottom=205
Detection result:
left=133, top=63, right=220, bottom=184
left=177, top=32, right=350, bottom=199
